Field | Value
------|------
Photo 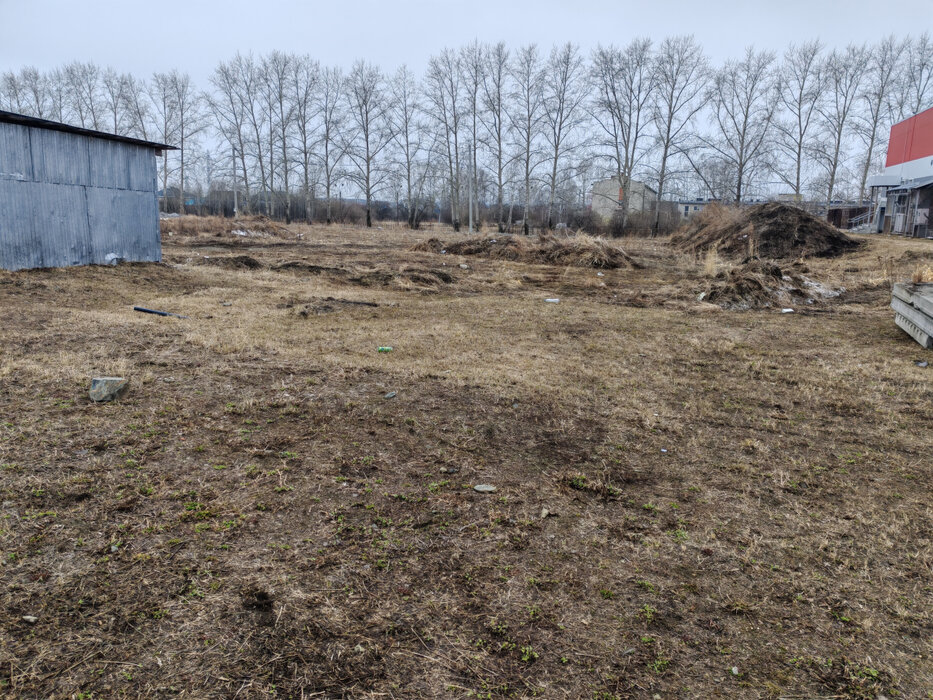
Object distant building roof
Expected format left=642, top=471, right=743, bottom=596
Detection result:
left=0, top=110, right=176, bottom=151
left=886, top=175, right=933, bottom=194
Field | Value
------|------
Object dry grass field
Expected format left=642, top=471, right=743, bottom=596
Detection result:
left=1, top=217, right=931, bottom=698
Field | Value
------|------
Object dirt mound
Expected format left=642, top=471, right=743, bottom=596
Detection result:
left=161, top=215, right=290, bottom=239
left=272, top=261, right=348, bottom=276
left=699, top=260, right=843, bottom=310
left=411, top=233, right=640, bottom=269
left=672, top=203, right=860, bottom=260
left=198, top=255, right=263, bottom=270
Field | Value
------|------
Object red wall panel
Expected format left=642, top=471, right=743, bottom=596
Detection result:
left=886, top=106, right=933, bottom=167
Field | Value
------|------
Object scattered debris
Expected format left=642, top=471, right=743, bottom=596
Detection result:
left=221, top=301, right=232, bottom=307
left=384, top=391, right=397, bottom=399
left=104, top=252, right=124, bottom=266
left=22, top=616, right=38, bottom=624
left=540, top=507, right=555, bottom=519
left=459, top=263, right=470, bottom=269
left=377, top=346, right=393, bottom=353
left=89, top=377, right=128, bottom=403
left=545, top=298, right=560, bottom=303
left=916, top=361, right=928, bottom=368
left=473, top=484, right=497, bottom=493
left=782, top=308, right=794, bottom=313
left=133, top=306, right=188, bottom=319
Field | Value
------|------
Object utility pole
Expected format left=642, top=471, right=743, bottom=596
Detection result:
left=232, top=146, right=238, bottom=218
left=468, top=143, right=474, bottom=234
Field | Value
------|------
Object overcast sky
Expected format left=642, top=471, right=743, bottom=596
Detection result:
left=1, top=0, right=929, bottom=85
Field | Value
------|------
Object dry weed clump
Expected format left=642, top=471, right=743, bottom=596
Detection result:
left=160, top=215, right=289, bottom=239
left=911, top=263, right=933, bottom=283
left=411, top=232, right=641, bottom=269
left=672, top=202, right=861, bottom=261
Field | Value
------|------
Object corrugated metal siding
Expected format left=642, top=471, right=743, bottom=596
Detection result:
left=0, top=121, right=161, bottom=270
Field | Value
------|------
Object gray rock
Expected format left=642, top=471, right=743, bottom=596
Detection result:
left=473, top=484, right=497, bottom=493
left=89, top=377, right=129, bottom=402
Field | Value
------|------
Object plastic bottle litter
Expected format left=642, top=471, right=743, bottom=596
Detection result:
left=544, top=298, right=560, bottom=303
left=781, top=308, right=794, bottom=314
left=377, top=346, right=393, bottom=353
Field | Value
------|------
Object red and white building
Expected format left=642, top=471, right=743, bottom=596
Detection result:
left=868, top=106, right=933, bottom=237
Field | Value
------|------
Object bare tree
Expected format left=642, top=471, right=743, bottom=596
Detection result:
left=168, top=71, right=207, bottom=215
left=650, top=35, right=708, bottom=231
left=208, top=56, right=254, bottom=213
left=64, top=61, right=103, bottom=129
left=148, top=72, right=178, bottom=211
left=100, top=68, right=126, bottom=133
left=19, top=67, right=51, bottom=118
left=235, top=54, right=271, bottom=215
left=814, top=44, right=867, bottom=203
left=315, top=66, right=346, bottom=224
left=263, top=52, right=296, bottom=222
left=290, top=55, right=321, bottom=223
left=772, top=40, right=823, bottom=199
left=460, top=41, right=486, bottom=229
left=508, top=44, right=546, bottom=234
left=701, top=47, right=776, bottom=203
left=425, top=49, right=464, bottom=231
left=0, top=71, right=22, bottom=112
left=480, top=42, right=511, bottom=232
left=542, top=42, right=589, bottom=229
left=855, top=36, right=906, bottom=201
left=891, top=32, right=933, bottom=120
left=389, top=65, right=431, bottom=228
left=344, top=61, right=394, bottom=228
left=591, top=39, right=656, bottom=226
left=121, top=74, right=151, bottom=140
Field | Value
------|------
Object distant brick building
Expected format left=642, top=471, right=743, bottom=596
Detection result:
left=590, top=176, right=657, bottom=221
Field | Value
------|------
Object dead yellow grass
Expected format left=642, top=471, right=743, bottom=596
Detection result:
left=0, top=223, right=931, bottom=698
left=912, top=263, right=933, bottom=283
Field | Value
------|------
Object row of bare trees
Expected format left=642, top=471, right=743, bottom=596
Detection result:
left=2, top=34, right=932, bottom=230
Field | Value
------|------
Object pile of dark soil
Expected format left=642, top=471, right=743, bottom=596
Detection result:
left=672, top=203, right=861, bottom=260
left=412, top=233, right=640, bottom=269
left=197, top=255, right=263, bottom=270
left=699, top=260, right=842, bottom=310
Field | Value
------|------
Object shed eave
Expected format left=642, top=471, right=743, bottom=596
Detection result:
left=0, top=110, right=177, bottom=151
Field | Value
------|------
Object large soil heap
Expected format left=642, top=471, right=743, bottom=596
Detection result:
left=672, top=202, right=861, bottom=260
left=412, top=233, right=641, bottom=269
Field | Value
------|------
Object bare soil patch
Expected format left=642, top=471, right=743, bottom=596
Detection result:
left=1, top=218, right=931, bottom=698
